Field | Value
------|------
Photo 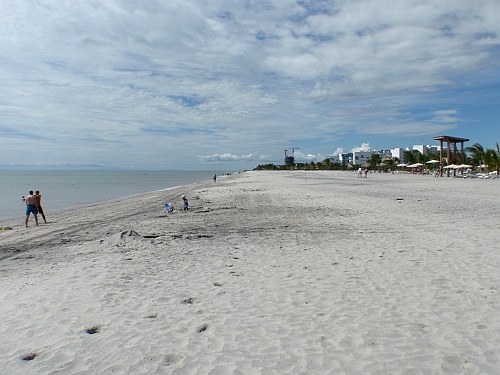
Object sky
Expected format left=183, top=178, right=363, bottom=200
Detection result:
left=1, top=0, right=500, bottom=170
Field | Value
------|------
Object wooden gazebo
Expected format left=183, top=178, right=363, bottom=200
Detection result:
left=433, top=135, right=469, bottom=176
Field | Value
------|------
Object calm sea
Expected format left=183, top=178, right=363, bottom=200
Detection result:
left=0, top=170, right=224, bottom=221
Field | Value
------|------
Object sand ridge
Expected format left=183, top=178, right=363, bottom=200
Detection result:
left=0, top=171, right=499, bottom=374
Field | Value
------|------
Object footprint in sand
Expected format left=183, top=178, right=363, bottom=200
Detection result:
left=181, top=297, right=195, bottom=304
left=85, top=325, right=101, bottom=335
left=163, top=354, right=181, bottom=366
left=196, top=324, right=208, bottom=333
left=22, top=353, right=37, bottom=361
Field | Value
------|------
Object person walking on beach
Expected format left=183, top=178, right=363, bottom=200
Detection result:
left=357, top=167, right=362, bottom=178
left=35, top=190, right=47, bottom=224
left=182, top=195, right=189, bottom=211
left=213, top=174, right=217, bottom=182
left=23, top=190, right=38, bottom=227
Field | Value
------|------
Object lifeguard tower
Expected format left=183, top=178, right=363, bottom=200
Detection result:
left=433, top=135, right=469, bottom=176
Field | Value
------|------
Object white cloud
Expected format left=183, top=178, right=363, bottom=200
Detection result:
left=294, top=151, right=322, bottom=162
left=200, top=153, right=272, bottom=162
left=0, top=1, right=499, bottom=168
left=333, top=147, right=345, bottom=156
left=432, top=109, right=458, bottom=124
left=352, top=143, right=372, bottom=153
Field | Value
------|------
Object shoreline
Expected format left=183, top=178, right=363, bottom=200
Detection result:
left=1, top=170, right=499, bottom=374
left=0, top=175, right=222, bottom=260
left=0, top=170, right=227, bottom=222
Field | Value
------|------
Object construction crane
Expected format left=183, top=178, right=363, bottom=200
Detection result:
left=284, top=147, right=299, bottom=167
left=275, top=147, right=300, bottom=167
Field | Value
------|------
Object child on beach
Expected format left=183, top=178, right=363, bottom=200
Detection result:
left=163, top=202, right=174, bottom=213
left=182, top=195, right=189, bottom=211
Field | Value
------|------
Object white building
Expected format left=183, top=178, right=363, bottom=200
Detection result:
left=374, top=149, right=393, bottom=161
left=352, top=151, right=373, bottom=165
left=427, top=145, right=440, bottom=154
left=413, top=145, right=426, bottom=154
left=339, top=153, right=353, bottom=164
left=391, top=148, right=406, bottom=163
left=328, top=154, right=341, bottom=163
left=412, top=144, right=440, bottom=155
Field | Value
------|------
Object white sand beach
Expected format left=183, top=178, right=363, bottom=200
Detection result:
left=1, top=171, right=499, bottom=375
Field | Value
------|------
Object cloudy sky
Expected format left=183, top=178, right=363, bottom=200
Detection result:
left=1, top=1, right=499, bottom=169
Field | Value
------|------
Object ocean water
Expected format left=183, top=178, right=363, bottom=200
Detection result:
left=0, top=170, right=223, bottom=221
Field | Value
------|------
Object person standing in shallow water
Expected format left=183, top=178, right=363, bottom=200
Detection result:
left=35, top=190, right=47, bottom=224
left=23, top=190, right=38, bottom=227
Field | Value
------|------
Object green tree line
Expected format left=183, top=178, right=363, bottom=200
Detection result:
left=254, top=142, right=499, bottom=173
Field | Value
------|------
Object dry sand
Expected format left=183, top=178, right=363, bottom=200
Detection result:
left=1, top=171, right=499, bottom=375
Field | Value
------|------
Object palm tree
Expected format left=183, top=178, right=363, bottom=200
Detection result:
left=414, top=150, right=425, bottom=163
left=466, top=143, right=486, bottom=168
left=403, top=150, right=416, bottom=165
left=496, top=143, right=500, bottom=175
left=368, top=153, right=382, bottom=169
left=403, top=150, right=423, bottom=165
left=386, top=157, right=399, bottom=171
left=485, top=148, right=499, bottom=173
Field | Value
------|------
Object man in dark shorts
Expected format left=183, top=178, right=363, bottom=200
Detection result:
left=24, top=190, right=38, bottom=227
left=35, top=190, right=47, bottom=224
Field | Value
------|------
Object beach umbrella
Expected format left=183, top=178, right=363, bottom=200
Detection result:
left=407, top=163, right=423, bottom=168
left=426, top=159, right=439, bottom=170
left=456, top=165, right=472, bottom=175
left=442, top=164, right=458, bottom=177
left=414, top=162, right=424, bottom=174
left=377, top=162, right=387, bottom=172
left=396, top=163, right=407, bottom=172
left=407, top=163, right=424, bottom=174
left=456, top=164, right=473, bottom=176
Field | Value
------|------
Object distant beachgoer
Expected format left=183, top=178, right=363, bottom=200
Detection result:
left=357, top=168, right=362, bottom=178
left=364, top=168, right=368, bottom=178
left=35, top=190, right=47, bottom=224
left=23, top=190, right=38, bottom=227
left=213, top=174, right=217, bottom=182
left=163, top=202, right=174, bottom=213
left=182, top=195, right=189, bottom=211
